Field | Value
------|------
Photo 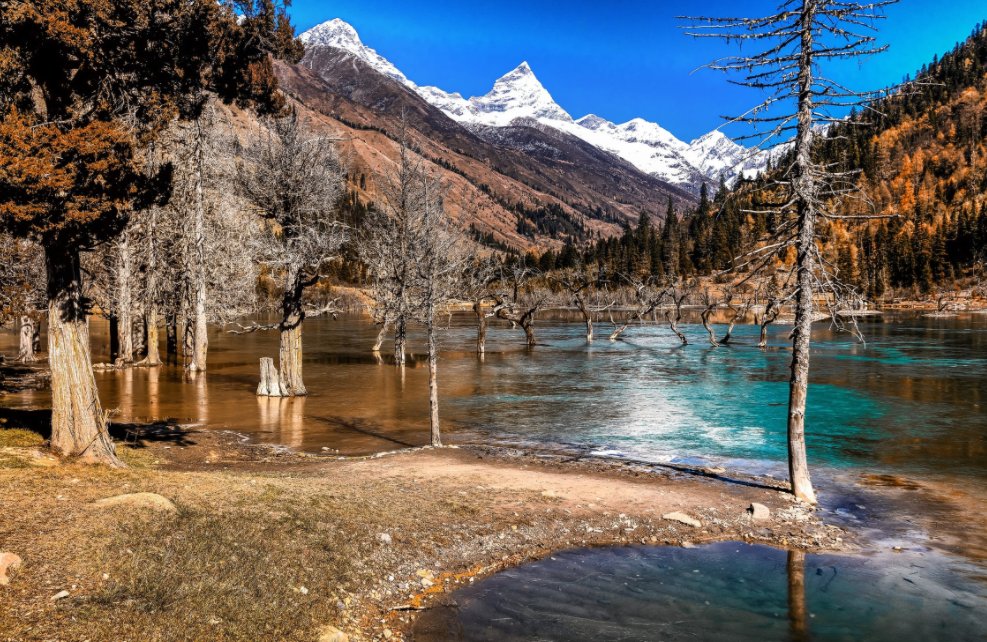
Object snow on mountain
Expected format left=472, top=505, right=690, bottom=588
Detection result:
left=299, top=19, right=773, bottom=191
left=467, top=62, right=575, bottom=126
left=299, top=18, right=412, bottom=87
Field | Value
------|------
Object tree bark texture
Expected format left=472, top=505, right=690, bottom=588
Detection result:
left=394, top=315, right=407, bottom=365
left=427, top=316, right=441, bottom=447
left=45, top=245, right=120, bottom=465
left=473, top=301, right=487, bottom=355
left=787, top=0, right=819, bottom=504
left=18, top=315, right=36, bottom=362
left=187, top=119, right=208, bottom=372
left=115, top=233, right=134, bottom=364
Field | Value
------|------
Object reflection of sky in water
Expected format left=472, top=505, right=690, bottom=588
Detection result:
left=446, top=316, right=986, bottom=483
left=442, top=542, right=987, bottom=642
left=3, top=312, right=982, bottom=485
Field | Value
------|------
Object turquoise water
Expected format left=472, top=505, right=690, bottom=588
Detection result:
left=423, top=543, right=987, bottom=642
left=4, top=311, right=983, bottom=484
left=441, top=314, right=987, bottom=483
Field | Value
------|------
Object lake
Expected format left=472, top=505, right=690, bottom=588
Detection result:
left=3, top=310, right=986, bottom=640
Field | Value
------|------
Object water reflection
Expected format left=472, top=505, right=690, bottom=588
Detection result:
left=420, top=543, right=987, bottom=642
left=0, top=312, right=984, bottom=482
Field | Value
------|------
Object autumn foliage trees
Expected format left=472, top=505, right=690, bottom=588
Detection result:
left=0, top=0, right=302, bottom=464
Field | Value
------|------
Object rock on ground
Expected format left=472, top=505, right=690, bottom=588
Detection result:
left=0, top=552, right=22, bottom=586
left=662, top=511, right=702, bottom=528
left=317, top=625, right=349, bottom=642
left=91, top=493, right=177, bottom=513
left=748, top=502, right=771, bottom=520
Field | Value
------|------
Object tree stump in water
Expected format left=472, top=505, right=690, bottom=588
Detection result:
left=257, top=357, right=284, bottom=397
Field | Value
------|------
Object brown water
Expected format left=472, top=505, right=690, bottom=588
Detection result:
left=2, top=312, right=985, bottom=482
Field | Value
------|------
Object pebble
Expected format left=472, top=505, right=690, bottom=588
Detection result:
left=51, top=590, right=70, bottom=601
left=377, top=533, right=392, bottom=545
left=317, top=625, right=349, bottom=642
left=0, top=552, right=22, bottom=586
left=662, top=511, right=702, bottom=528
left=748, top=503, right=771, bottom=520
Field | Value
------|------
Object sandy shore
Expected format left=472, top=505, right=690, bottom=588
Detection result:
left=0, top=427, right=852, bottom=642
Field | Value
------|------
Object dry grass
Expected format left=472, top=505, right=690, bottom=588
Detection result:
left=0, top=427, right=45, bottom=447
left=0, top=434, right=846, bottom=641
left=89, top=506, right=359, bottom=641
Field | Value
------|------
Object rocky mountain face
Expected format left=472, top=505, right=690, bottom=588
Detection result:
left=299, top=19, right=775, bottom=194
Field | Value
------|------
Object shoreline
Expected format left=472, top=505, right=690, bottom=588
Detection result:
left=0, top=426, right=852, bottom=642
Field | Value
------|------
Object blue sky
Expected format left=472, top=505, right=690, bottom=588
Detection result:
left=288, top=1, right=986, bottom=141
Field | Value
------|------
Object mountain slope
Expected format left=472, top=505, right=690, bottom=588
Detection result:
left=292, top=30, right=698, bottom=248
left=299, top=18, right=772, bottom=192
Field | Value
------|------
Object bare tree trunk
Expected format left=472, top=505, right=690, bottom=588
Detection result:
left=143, top=309, right=162, bottom=367
left=473, top=301, right=487, bottom=355
left=257, top=357, right=283, bottom=397
left=115, top=233, right=134, bottom=365
left=758, top=303, right=779, bottom=348
left=278, top=323, right=305, bottom=396
left=372, top=319, right=390, bottom=353
left=521, top=319, right=535, bottom=347
left=187, top=119, right=208, bottom=372
left=576, top=298, right=593, bottom=342
left=45, top=245, right=120, bottom=466
left=165, top=313, right=178, bottom=358
left=721, top=309, right=742, bottom=345
left=787, top=0, right=819, bottom=505
left=108, top=314, right=119, bottom=362
left=17, top=315, right=35, bottom=362
left=787, top=550, right=808, bottom=642
left=264, top=270, right=306, bottom=397
left=427, top=316, right=441, bottom=447
left=701, top=306, right=719, bottom=347
left=394, top=315, right=407, bottom=365
left=666, top=311, right=688, bottom=345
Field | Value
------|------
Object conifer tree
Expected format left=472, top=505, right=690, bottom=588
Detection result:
left=0, top=0, right=302, bottom=465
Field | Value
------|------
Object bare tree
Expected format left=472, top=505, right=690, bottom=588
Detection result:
left=491, top=265, right=543, bottom=348
left=0, top=235, right=45, bottom=362
left=556, top=266, right=612, bottom=342
left=698, top=288, right=720, bottom=347
left=357, top=128, right=423, bottom=366
left=409, top=171, right=469, bottom=446
left=461, top=255, right=498, bottom=355
left=720, top=286, right=755, bottom=345
left=237, top=111, right=347, bottom=396
left=664, top=279, right=690, bottom=346
left=608, top=276, right=666, bottom=341
left=685, top=0, right=898, bottom=503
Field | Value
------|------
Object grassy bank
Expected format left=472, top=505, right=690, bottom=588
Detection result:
left=0, top=427, right=849, bottom=642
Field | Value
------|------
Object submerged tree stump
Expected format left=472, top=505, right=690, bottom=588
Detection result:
left=257, top=357, right=284, bottom=397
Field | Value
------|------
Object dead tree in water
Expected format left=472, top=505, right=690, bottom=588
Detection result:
left=720, top=287, right=755, bottom=345
left=237, top=112, right=347, bottom=396
left=556, top=266, right=611, bottom=342
left=410, top=171, right=469, bottom=446
left=462, top=256, right=498, bottom=355
left=608, top=276, right=665, bottom=341
left=491, top=265, right=543, bottom=348
left=685, top=0, right=897, bottom=503
left=0, top=235, right=44, bottom=362
left=698, top=289, right=720, bottom=347
left=757, top=294, right=783, bottom=348
left=664, top=281, right=690, bottom=346
left=357, top=125, right=425, bottom=366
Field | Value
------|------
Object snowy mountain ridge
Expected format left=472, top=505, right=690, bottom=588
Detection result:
left=299, top=18, right=775, bottom=191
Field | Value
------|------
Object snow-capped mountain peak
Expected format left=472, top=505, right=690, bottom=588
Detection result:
left=299, top=18, right=773, bottom=192
left=300, top=19, right=412, bottom=87
left=469, top=62, right=574, bottom=125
